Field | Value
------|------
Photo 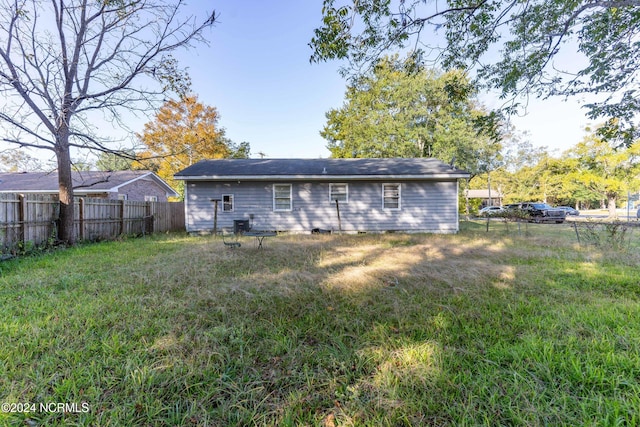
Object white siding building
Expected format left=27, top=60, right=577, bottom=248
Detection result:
left=174, top=158, right=470, bottom=234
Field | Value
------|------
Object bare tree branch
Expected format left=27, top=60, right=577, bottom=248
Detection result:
left=0, top=0, right=217, bottom=243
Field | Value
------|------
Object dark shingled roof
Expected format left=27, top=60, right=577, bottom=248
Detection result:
left=0, top=170, right=177, bottom=196
left=174, top=158, right=469, bottom=180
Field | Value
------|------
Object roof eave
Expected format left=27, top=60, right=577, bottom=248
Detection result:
left=0, top=190, right=58, bottom=194
left=109, top=171, right=179, bottom=197
left=175, top=173, right=471, bottom=181
left=0, top=190, right=108, bottom=194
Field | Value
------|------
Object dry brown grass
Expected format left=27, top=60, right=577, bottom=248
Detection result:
left=136, top=232, right=543, bottom=300
left=3, top=226, right=640, bottom=426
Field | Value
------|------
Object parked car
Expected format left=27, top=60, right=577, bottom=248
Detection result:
left=504, top=202, right=566, bottom=223
left=478, top=206, right=505, bottom=216
left=555, top=206, right=580, bottom=216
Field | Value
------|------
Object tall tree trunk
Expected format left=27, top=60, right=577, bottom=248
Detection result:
left=56, top=139, right=76, bottom=245
left=607, top=194, right=617, bottom=219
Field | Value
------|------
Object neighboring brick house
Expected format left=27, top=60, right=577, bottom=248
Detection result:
left=0, top=170, right=178, bottom=201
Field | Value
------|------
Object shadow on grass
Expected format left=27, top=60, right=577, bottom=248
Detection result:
left=1, top=231, right=639, bottom=425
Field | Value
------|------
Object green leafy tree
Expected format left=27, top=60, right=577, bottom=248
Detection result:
left=473, top=134, right=550, bottom=203
left=502, top=133, right=549, bottom=174
left=311, top=0, right=640, bottom=145
left=227, top=141, right=252, bottom=159
left=475, top=132, right=640, bottom=212
left=0, top=1, right=216, bottom=244
left=95, top=150, right=139, bottom=172
left=567, top=130, right=640, bottom=217
left=554, top=156, right=601, bottom=209
left=322, top=55, right=500, bottom=171
left=540, top=156, right=581, bottom=206
left=523, top=154, right=578, bottom=205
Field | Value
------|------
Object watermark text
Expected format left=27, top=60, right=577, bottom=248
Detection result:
left=1, top=402, right=90, bottom=414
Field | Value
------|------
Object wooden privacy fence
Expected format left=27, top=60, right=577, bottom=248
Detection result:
left=0, top=193, right=185, bottom=254
left=0, top=194, right=58, bottom=252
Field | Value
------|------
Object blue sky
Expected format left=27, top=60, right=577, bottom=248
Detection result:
left=0, top=0, right=598, bottom=164
left=177, top=0, right=598, bottom=159
left=176, top=0, right=346, bottom=158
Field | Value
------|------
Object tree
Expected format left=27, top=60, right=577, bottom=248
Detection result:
left=0, top=149, right=45, bottom=171
left=567, top=129, right=640, bottom=217
left=227, top=141, right=252, bottom=159
left=137, top=95, right=250, bottom=196
left=310, top=0, right=640, bottom=145
left=321, top=54, right=501, bottom=171
left=535, top=156, right=579, bottom=206
left=502, top=133, right=549, bottom=174
left=95, top=149, right=138, bottom=171
left=473, top=131, right=640, bottom=211
left=0, top=1, right=216, bottom=244
left=471, top=134, right=550, bottom=203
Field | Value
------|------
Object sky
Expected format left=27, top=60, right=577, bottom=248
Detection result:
left=174, top=0, right=347, bottom=159
left=175, top=0, right=598, bottom=160
left=0, top=0, right=600, bottom=165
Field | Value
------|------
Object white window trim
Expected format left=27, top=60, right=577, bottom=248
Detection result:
left=144, top=195, right=158, bottom=202
left=222, top=194, right=234, bottom=212
left=273, top=184, right=292, bottom=212
left=329, top=183, right=349, bottom=203
left=382, top=183, right=401, bottom=210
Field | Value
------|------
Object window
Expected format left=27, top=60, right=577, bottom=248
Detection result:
left=144, top=195, right=158, bottom=202
left=273, top=184, right=292, bottom=211
left=382, top=183, right=401, bottom=210
left=329, top=183, right=348, bottom=203
left=117, top=194, right=128, bottom=201
left=222, top=194, right=234, bottom=212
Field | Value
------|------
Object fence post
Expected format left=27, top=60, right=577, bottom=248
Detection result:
left=119, top=199, right=125, bottom=235
left=78, top=198, right=85, bottom=241
left=145, top=202, right=153, bottom=235
left=211, top=199, right=220, bottom=235
left=18, top=194, right=26, bottom=247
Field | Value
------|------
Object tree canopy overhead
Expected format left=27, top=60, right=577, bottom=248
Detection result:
left=0, top=0, right=217, bottom=243
left=322, top=55, right=502, bottom=176
left=310, top=0, right=640, bottom=145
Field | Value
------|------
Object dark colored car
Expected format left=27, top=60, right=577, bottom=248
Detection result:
left=556, top=206, right=580, bottom=216
left=505, top=202, right=566, bottom=223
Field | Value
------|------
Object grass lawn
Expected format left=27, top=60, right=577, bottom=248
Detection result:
left=1, top=222, right=639, bottom=426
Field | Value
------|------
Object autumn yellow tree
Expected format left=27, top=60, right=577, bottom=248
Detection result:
left=138, top=95, right=243, bottom=196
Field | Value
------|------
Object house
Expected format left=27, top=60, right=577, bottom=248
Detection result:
left=465, top=189, right=503, bottom=208
left=0, top=170, right=178, bottom=201
left=174, top=158, right=470, bottom=234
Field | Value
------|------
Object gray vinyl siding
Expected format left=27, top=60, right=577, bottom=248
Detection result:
left=184, top=180, right=460, bottom=233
